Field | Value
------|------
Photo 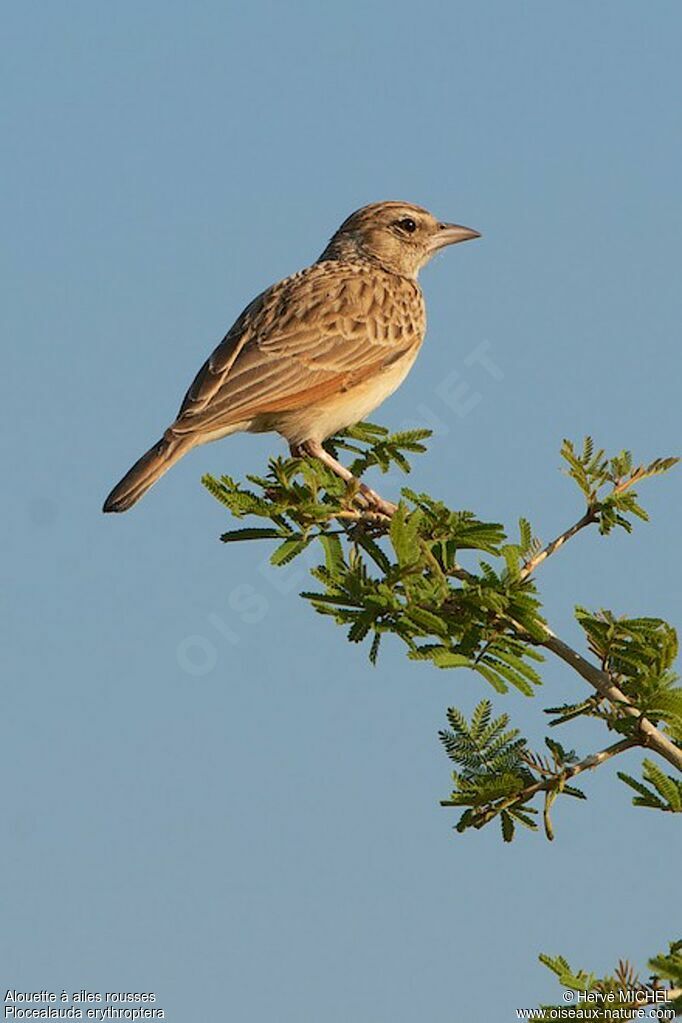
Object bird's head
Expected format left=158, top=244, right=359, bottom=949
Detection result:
left=319, top=201, right=480, bottom=278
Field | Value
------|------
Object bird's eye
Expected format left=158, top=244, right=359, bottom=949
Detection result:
left=396, top=217, right=417, bottom=234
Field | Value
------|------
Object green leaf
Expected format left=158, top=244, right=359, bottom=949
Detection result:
left=617, top=761, right=682, bottom=812
left=220, top=527, right=284, bottom=542
left=319, top=533, right=345, bottom=574
left=270, top=536, right=310, bottom=566
left=642, top=759, right=682, bottom=812
left=369, top=632, right=382, bottom=665
left=500, top=810, right=515, bottom=842
left=406, top=606, right=449, bottom=637
left=473, top=662, right=508, bottom=694
left=353, top=532, right=391, bottom=573
left=389, top=503, right=420, bottom=566
left=432, top=651, right=472, bottom=669
left=348, top=612, right=375, bottom=644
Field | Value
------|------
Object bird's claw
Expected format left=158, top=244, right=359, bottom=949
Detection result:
left=357, top=483, right=396, bottom=517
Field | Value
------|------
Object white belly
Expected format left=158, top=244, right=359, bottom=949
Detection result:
left=252, top=343, right=423, bottom=445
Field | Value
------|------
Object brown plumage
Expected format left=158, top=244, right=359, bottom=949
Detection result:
left=103, top=201, right=479, bottom=514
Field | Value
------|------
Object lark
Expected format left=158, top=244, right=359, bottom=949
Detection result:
left=103, top=201, right=479, bottom=515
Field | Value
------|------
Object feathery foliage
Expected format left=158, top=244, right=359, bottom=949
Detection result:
left=560, top=437, right=678, bottom=535
left=204, top=423, right=680, bottom=843
left=618, top=759, right=682, bottom=812
left=438, top=700, right=536, bottom=841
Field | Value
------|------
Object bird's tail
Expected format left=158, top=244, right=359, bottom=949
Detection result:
left=103, top=432, right=192, bottom=513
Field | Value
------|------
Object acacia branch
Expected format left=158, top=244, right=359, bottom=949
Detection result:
left=541, top=630, right=682, bottom=773
left=327, top=504, right=682, bottom=774
left=334, top=508, right=392, bottom=524
left=440, top=737, right=639, bottom=821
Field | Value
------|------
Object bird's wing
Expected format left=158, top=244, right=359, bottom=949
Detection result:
left=170, top=262, right=424, bottom=438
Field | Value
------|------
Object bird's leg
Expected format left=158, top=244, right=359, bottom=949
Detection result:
left=290, top=440, right=396, bottom=517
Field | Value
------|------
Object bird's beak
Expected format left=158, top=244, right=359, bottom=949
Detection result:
left=429, top=223, right=481, bottom=252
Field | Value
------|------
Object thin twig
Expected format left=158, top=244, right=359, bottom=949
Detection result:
left=541, top=630, right=682, bottom=773
left=520, top=508, right=597, bottom=580
left=440, top=737, right=639, bottom=818
left=333, top=508, right=392, bottom=524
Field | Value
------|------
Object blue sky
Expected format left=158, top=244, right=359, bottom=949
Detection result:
left=3, top=2, right=680, bottom=1020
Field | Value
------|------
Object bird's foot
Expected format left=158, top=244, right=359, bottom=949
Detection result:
left=289, top=439, right=396, bottom=518
left=356, top=482, right=396, bottom=518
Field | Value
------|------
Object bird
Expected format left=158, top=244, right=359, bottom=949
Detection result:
left=103, top=201, right=480, bottom=515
